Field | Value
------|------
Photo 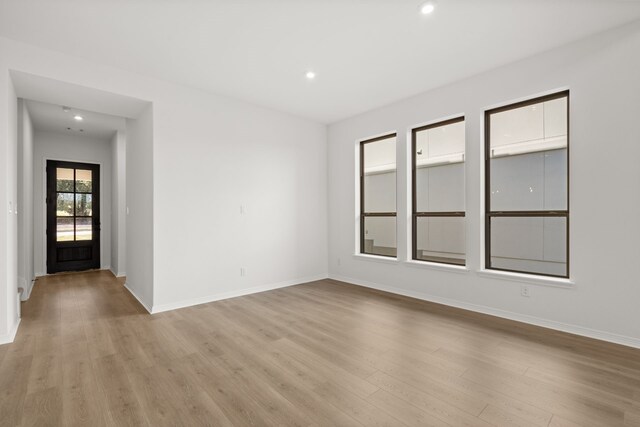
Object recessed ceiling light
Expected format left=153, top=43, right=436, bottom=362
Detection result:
left=420, top=1, right=436, bottom=14
left=74, top=115, right=83, bottom=121
left=305, top=71, right=316, bottom=80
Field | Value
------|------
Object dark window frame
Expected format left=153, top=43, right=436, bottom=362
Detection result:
left=484, top=90, right=570, bottom=278
left=360, top=133, right=397, bottom=258
left=411, top=116, right=466, bottom=266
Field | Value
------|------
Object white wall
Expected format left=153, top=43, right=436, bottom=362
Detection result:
left=0, top=33, right=328, bottom=324
left=33, top=130, right=112, bottom=275
left=328, top=21, right=640, bottom=347
left=110, top=130, right=126, bottom=277
left=125, top=107, right=153, bottom=308
left=17, top=99, right=34, bottom=299
left=151, top=89, right=327, bottom=311
left=0, top=73, right=19, bottom=343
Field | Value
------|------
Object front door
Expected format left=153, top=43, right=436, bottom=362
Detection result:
left=46, top=160, right=100, bottom=273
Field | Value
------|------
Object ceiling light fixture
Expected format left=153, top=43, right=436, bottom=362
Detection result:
left=420, top=1, right=436, bottom=15
left=74, top=115, right=83, bottom=121
left=305, top=71, right=316, bottom=80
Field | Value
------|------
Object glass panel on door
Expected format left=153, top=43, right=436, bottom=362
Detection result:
left=55, top=167, right=94, bottom=242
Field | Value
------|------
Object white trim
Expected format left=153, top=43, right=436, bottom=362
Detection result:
left=477, top=269, right=574, bottom=288
left=124, top=282, right=152, bottom=314
left=329, top=274, right=640, bottom=350
left=353, top=253, right=399, bottom=265
left=151, top=274, right=328, bottom=314
left=0, top=319, right=21, bottom=345
left=403, top=260, right=469, bottom=274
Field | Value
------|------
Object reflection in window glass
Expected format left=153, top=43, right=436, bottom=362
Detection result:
left=415, top=163, right=465, bottom=213
left=490, top=216, right=567, bottom=277
left=490, top=149, right=567, bottom=211
left=412, top=117, right=465, bottom=265
left=489, top=97, right=567, bottom=213
left=361, top=134, right=396, bottom=257
left=363, top=137, right=396, bottom=213
left=486, top=92, right=569, bottom=277
left=415, top=217, right=465, bottom=265
left=363, top=216, right=396, bottom=257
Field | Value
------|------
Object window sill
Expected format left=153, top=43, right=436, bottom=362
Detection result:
left=404, top=260, right=469, bottom=274
left=353, top=253, right=399, bottom=265
left=477, top=269, right=574, bottom=288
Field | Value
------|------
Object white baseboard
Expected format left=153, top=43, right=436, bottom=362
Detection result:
left=329, top=274, right=640, bottom=350
left=21, top=278, right=35, bottom=301
left=151, top=274, right=329, bottom=314
left=0, top=318, right=21, bottom=345
left=124, top=282, right=153, bottom=314
left=109, top=267, right=126, bottom=278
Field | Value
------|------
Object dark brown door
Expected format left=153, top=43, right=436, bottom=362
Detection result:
left=46, top=160, right=100, bottom=273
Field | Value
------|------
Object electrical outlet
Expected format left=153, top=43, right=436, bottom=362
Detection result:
left=521, top=285, right=530, bottom=297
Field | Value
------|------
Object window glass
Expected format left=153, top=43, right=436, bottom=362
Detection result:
left=363, top=216, right=397, bottom=257
left=415, top=216, right=465, bottom=265
left=486, top=92, right=569, bottom=277
left=412, top=118, right=465, bottom=265
left=361, top=135, right=397, bottom=257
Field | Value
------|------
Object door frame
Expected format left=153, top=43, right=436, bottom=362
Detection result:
left=41, top=157, right=105, bottom=275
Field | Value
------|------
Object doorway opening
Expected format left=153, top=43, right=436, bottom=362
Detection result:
left=10, top=70, right=153, bottom=324
left=46, top=160, right=100, bottom=273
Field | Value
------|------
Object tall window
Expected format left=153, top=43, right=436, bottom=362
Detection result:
left=360, top=134, right=397, bottom=257
left=412, top=117, right=466, bottom=265
left=485, top=91, right=569, bottom=278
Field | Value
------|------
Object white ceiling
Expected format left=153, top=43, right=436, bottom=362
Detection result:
left=2, top=0, right=640, bottom=123
left=26, top=100, right=126, bottom=140
left=12, top=71, right=150, bottom=119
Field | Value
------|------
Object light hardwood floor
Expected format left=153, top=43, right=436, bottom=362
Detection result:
left=1, top=270, right=639, bottom=426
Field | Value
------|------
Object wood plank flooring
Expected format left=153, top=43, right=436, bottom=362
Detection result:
left=1, top=270, right=639, bottom=426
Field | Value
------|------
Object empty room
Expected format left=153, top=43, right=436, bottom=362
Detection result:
left=1, top=0, right=640, bottom=426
